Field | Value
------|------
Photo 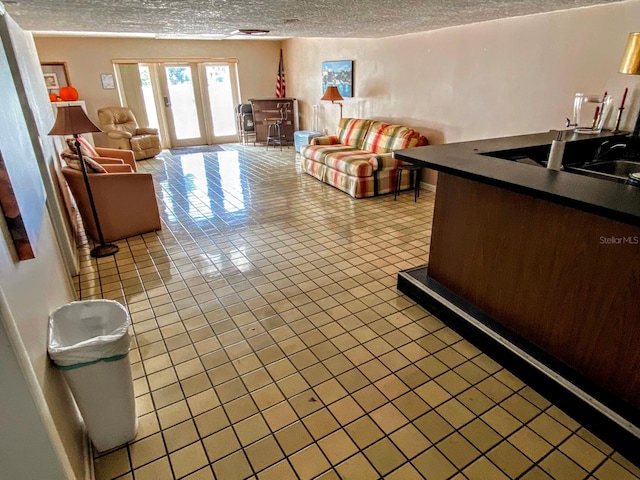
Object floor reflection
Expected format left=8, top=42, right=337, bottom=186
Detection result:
left=217, top=151, right=245, bottom=214
left=153, top=148, right=254, bottom=233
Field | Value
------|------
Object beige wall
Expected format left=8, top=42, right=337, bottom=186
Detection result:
left=34, top=2, right=640, bottom=153
left=34, top=36, right=283, bottom=145
left=285, top=1, right=640, bottom=147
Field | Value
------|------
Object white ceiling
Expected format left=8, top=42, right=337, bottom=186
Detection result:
left=3, top=0, right=626, bottom=39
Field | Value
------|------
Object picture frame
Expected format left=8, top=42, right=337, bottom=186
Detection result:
left=101, top=73, right=115, bottom=89
left=322, top=60, right=354, bottom=98
left=0, top=149, right=35, bottom=260
left=43, top=73, right=59, bottom=90
left=40, top=62, right=70, bottom=93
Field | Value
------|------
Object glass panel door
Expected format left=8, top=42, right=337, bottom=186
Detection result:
left=204, top=64, right=237, bottom=141
left=161, top=64, right=205, bottom=147
left=139, top=64, right=160, bottom=131
left=120, top=60, right=241, bottom=148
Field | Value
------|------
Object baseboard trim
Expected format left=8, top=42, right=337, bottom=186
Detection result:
left=420, top=181, right=436, bottom=193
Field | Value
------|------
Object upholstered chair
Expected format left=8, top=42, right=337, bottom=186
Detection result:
left=97, top=106, right=162, bottom=160
left=60, top=148, right=162, bottom=242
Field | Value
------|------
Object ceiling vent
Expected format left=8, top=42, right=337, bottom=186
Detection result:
left=232, top=29, right=270, bottom=36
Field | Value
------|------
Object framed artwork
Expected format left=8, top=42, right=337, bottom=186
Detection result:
left=101, top=73, right=115, bottom=89
left=322, top=60, right=353, bottom=98
left=41, top=62, right=70, bottom=93
left=43, top=72, right=59, bottom=89
left=0, top=149, right=35, bottom=260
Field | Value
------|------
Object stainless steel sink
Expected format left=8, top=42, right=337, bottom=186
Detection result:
left=565, top=160, right=640, bottom=183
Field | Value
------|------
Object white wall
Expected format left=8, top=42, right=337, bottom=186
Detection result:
left=285, top=1, right=640, bottom=147
left=0, top=9, right=84, bottom=480
left=0, top=315, right=67, bottom=480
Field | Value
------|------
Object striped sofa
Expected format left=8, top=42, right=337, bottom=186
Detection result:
left=300, top=118, right=428, bottom=198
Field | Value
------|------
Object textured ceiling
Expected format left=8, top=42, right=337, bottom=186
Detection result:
left=3, top=0, right=626, bottom=39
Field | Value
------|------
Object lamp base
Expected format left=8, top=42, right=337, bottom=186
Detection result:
left=90, top=243, right=119, bottom=258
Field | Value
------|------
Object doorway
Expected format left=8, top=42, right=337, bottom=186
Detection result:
left=116, top=60, right=240, bottom=148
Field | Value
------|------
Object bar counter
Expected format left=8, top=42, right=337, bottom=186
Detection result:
left=393, top=130, right=640, bottom=463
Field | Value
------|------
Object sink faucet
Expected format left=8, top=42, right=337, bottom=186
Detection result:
left=591, top=141, right=627, bottom=163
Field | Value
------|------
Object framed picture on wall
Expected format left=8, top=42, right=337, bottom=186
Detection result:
left=43, top=73, right=59, bottom=90
left=322, top=60, right=353, bottom=98
left=40, top=62, right=70, bottom=93
left=101, top=73, right=115, bottom=89
left=0, top=149, right=35, bottom=260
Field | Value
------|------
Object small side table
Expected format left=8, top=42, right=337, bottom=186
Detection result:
left=394, top=164, right=421, bottom=202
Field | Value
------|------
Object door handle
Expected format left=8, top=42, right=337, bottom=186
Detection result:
left=164, top=96, right=171, bottom=107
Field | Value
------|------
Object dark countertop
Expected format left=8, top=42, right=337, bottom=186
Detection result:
left=393, top=130, right=640, bottom=226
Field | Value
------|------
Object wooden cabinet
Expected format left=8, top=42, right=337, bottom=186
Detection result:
left=249, top=98, right=298, bottom=144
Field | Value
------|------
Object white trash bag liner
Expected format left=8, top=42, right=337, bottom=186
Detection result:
left=48, top=299, right=131, bottom=369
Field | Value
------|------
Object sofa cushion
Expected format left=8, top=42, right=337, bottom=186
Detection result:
left=362, top=123, right=426, bottom=154
left=310, top=135, right=339, bottom=146
left=336, top=118, right=372, bottom=148
left=369, top=153, right=400, bottom=171
left=300, top=144, right=359, bottom=164
left=323, top=150, right=375, bottom=177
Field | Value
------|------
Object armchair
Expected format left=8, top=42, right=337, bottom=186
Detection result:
left=97, top=106, right=162, bottom=160
left=61, top=154, right=161, bottom=242
left=92, top=147, right=137, bottom=171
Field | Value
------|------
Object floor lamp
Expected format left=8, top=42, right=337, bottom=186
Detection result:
left=49, top=105, right=119, bottom=258
left=321, top=86, right=344, bottom=119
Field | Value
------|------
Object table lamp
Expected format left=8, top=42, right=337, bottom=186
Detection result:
left=619, top=32, right=640, bottom=136
left=321, top=86, right=344, bottom=118
left=49, top=105, right=119, bottom=258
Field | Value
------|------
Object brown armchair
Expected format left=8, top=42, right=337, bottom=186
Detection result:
left=92, top=147, right=138, bottom=171
left=61, top=149, right=161, bottom=243
left=97, top=106, right=162, bottom=160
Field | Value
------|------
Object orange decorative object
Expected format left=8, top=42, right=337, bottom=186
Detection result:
left=59, top=86, right=79, bottom=101
left=48, top=93, right=57, bottom=102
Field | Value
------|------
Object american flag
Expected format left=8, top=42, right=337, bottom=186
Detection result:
left=275, top=49, right=286, bottom=98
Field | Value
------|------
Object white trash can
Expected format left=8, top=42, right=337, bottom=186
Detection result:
left=48, top=300, right=137, bottom=452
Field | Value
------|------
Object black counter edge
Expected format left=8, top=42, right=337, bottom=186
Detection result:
left=397, top=266, right=640, bottom=469
left=393, top=152, right=640, bottom=226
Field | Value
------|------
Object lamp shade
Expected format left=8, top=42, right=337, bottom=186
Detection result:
left=321, top=85, right=344, bottom=102
left=619, top=32, right=640, bottom=75
left=49, top=105, right=101, bottom=135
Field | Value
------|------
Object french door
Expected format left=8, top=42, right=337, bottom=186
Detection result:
left=159, top=64, right=206, bottom=147
left=118, top=60, right=240, bottom=148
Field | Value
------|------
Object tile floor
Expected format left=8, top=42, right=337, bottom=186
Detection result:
left=76, top=144, right=640, bottom=480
